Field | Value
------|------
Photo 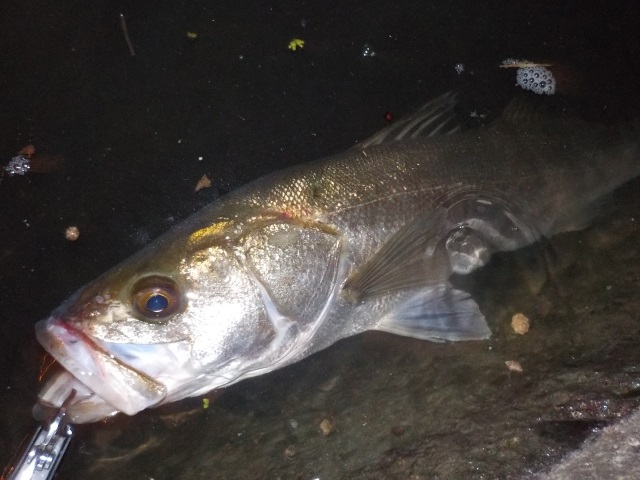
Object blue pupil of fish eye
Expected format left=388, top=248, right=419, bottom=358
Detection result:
left=146, top=293, right=169, bottom=313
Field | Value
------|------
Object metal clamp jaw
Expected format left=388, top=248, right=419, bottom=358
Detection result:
left=7, top=391, right=75, bottom=480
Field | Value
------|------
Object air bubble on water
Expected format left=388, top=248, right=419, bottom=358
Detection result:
left=361, top=43, right=376, bottom=57
left=4, top=155, right=30, bottom=175
left=515, top=65, right=556, bottom=95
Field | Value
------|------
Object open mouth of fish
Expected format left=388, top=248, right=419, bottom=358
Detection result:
left=34, top=317, right=172, bottom=424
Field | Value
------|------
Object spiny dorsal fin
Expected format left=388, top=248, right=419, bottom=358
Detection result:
left=498, top=94, right=549, bottom=128
left=355, top=91, right=462, bottom=149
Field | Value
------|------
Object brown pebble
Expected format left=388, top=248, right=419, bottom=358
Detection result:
left=511, top=313, right=530, bottom=335
left=505, top=360, right=523, bottom=373
left=65, top=226, right=80, bottom=241
left=319, top=418, right=334, bottom=436
left=283, top=445, right=296, bottom=459
left=391, top=425, right=406, bottom=437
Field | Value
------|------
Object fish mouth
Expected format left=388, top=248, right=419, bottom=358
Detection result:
left=35, top=317, right=168, bottom=423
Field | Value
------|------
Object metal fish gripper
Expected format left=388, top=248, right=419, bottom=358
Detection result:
left=7, top=390, right=76, bottom=480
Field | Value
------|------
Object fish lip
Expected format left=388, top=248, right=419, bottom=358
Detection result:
left=35, top=316, right=167, bottom=419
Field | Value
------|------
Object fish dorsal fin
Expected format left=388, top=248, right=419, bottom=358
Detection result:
left=497, top=94, right=549, bottom=130
left=355, top=91, right=462, bottom=149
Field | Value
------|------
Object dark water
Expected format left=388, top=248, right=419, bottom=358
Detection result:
left=1, top=1, right=640, bottom=478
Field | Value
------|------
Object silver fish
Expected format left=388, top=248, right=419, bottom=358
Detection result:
left=34, top=92, right=640, bottom=423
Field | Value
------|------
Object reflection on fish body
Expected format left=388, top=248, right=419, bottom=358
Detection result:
left=34, top=92, right=640, bottom=423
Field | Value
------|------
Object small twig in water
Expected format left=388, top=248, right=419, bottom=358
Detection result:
left=119, top=13, right=136, bottom=56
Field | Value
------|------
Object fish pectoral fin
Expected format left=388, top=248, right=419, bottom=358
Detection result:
left=376, top=284, right=491, bottom=342
left=343, top=208, right=453, bottom=302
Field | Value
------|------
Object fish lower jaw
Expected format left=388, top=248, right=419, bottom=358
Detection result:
left=35, top=317, right=168, bottom=422
left=34, top=369, right=120, bottom=424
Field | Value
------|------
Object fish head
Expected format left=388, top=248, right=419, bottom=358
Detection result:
left=35, top=223, right=276, bottom=422
left=35, top=213, right=343, bottom=423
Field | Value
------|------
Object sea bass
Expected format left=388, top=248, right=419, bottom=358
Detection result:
left=35, top=92, right=639, bottom=423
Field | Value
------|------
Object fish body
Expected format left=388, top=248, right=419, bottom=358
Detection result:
left=35, top=93, right=640, bottom=423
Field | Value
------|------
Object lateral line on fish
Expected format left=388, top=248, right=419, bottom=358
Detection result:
left=329, top=185, right=447, bottom=215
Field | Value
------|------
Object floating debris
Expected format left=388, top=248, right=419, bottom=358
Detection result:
left=3, top=145, right=64, bottom=179
left=454, top=63, right=465, bottom=75
left=186, top=31, right=198, bottom=40
left=202, top=398, right=209, bottom=409
left=469, top=110, right=487, bottom=119
left=505, top=360, right=523, bottom=373
left=65, top=226, right=80, bottom=241
left=18, top=144, right=36, bottom=157
left=288, top=38, right=305, bottom=51
left=195, top=174, right=212, bottom=192
left=511, top=313, right=530, bottom=335
left=500, top=58, right=552, bottom=69
left=29, top=154, right=64, bottom=173
left=119, top=13, right=136, bottom=56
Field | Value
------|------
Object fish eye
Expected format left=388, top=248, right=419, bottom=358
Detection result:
left=146, top=293, right=169, bottom=313
left=131, top=276, right=182, bottom=322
